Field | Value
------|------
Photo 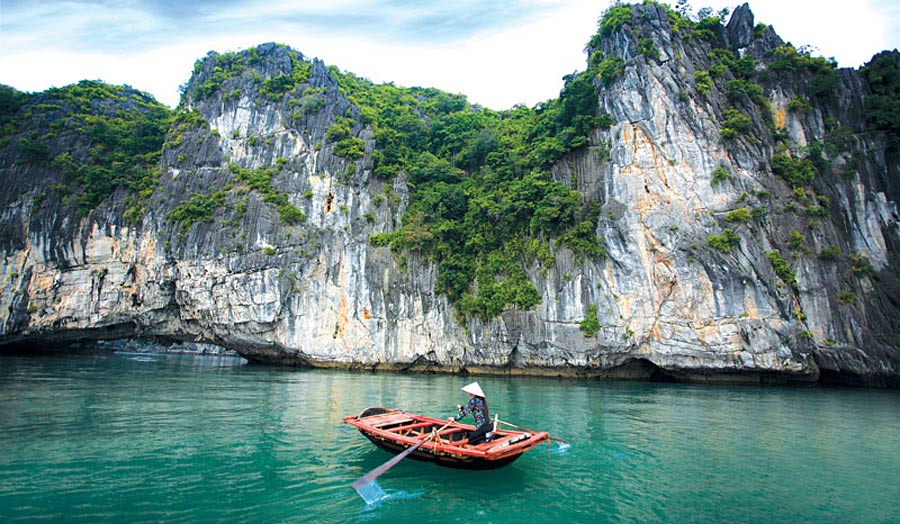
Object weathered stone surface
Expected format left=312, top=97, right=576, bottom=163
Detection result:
left=1, top=6, right=898, bottom=387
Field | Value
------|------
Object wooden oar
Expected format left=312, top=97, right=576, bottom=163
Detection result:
left=496, top=417, right=569, bottom=445
left=351, top=420, right=454, bottom=495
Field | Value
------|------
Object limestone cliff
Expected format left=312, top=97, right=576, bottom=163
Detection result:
left=1, top=3, right=898, bottom=386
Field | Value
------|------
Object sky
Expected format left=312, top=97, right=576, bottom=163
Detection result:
left=1, top=0, right=899, bottom=110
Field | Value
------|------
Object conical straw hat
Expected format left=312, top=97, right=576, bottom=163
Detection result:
left=461, top=381, right=485, bottom=397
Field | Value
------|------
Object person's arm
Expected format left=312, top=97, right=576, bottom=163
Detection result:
left=455, top=402, right=467, bottom=420
left=451, top=399, right=473, bottom=421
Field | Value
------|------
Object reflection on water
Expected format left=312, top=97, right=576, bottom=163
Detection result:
left=0, top=353, right=898, bottom=524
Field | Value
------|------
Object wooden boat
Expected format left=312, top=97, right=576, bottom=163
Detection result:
left=344, top=407, right=550, bottom=470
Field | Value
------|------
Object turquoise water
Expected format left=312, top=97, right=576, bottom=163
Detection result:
left=1, top=353, right=898, bottom=524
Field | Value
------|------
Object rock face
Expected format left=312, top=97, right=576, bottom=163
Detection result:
left=2, top=5, right=899, bottom=387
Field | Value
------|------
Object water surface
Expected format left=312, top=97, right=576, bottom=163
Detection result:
left=1, top=353, right=898, bottom=523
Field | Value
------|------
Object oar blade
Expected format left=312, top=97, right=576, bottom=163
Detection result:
left=353, top=480, right=389, bottom=505
left=351, top=436, right=431, bottom=500
left=353, top=439, right=422, bottom=488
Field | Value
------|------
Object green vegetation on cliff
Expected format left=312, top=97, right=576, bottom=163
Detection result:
left=579, top=304, right=602, bottom=337
left=187, top=45, right=312, bottom=103
left=329, top=47, right=612, bottom=320
left=0, top=85, right=32, bottom=140
left=861, top=50, right=900, bottom=148
left=4, top=81, right=173, bottom=215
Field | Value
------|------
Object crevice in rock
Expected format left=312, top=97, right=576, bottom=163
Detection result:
left=506, top=345, right=522, bottom=370
left=599, top=358, right=678, bottom=381
left=817, top=369, right=899, bottom=389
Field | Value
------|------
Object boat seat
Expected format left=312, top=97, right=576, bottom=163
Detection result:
left=485, top=432, right=532, bottom=453
left=396, top=422, right=433, bottom=435
left=372, top=418, right=414, bottom=428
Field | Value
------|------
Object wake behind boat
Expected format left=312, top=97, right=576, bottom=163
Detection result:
left=344, top=407, right=550, bottom=470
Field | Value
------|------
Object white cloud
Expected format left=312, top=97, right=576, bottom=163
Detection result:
left=0, top=0, right=898, bottom=110
left=272, top=0, right=600, bottom=108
